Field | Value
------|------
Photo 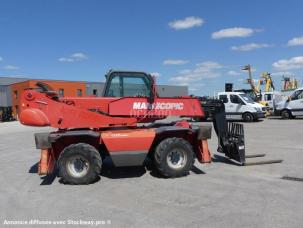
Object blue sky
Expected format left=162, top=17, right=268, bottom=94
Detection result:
left=0, top=0, right=303, bottom=95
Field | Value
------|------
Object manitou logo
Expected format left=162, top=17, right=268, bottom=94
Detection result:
left=133, top=102, right=184, bottom=110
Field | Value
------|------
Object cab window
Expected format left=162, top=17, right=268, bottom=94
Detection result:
left=230, top=95, right=242, bottom=104
left=264, top=94, right=272, bottom=101
left=291, top=90, right=303, bottom=100
left=105, top=72, right=151, bottom=97
left=219, top=95, right=228, bottom=103
left=239, top=94, right=254, bottom=104
left=107, top=76, right=120, bottom=97
left=123, top=76, right=149, bottom=97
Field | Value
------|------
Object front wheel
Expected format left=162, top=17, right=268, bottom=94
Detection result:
left=58, top=143, right=102, bottom=184
left=281, top=110, right=292, bottom=119
left=153, top=137, right=194, bottom=177
left=242, top=112, right=254, bottom=122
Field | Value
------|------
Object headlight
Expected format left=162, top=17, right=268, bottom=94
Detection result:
left=254, top=107, right=261, bottom=112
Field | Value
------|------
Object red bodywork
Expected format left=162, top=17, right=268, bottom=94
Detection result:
left=19, top=89, right=204, bottom=129
left=101, top=129, right=156, bottom=152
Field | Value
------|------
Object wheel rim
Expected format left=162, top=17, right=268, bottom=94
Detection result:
left=166, top=148, right=187, bottom=169
left=245, top=114, right=252, bottom=121
left=66, top=155, right=90, bottom=178
left=283, top=111, right=289, bottom=118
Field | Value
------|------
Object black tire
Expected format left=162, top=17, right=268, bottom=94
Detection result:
left=153, top=137, right=194, bottom=178
left=242, top=112, right=254, bottom=122
left=58, top=143, right=102, bottom=185
left=281, top=109, right=292, bottom=119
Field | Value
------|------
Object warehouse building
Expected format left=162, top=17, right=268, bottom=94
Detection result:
left=0, top=77, right=31, bottom=121
left=86, top=81, right=105, bottom=97
left=0, top=76, right=188, bottom=120
left=0, top=85, right=12, bottom=107
left=11, top=79, right=87, bottom=117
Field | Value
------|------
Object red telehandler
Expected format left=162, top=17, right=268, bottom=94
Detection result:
left=18, top=70, right=272, bottom=184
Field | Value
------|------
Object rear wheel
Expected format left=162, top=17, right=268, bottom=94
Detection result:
left=281, top=109, right=292, bottom=119
left=153, top=137, right=194, bottom=177
left=58, top=143, right=102, bottom=184
left=242, top=112, right=254, bottom=122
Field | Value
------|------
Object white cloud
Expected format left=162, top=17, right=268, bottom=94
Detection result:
left=71, top=52, right=88, bottom=60
left=212, top=27, right=261, bottom=39
left=227, top=70, right=242, bottom=76
left=3, top=65, right=19, bottom=70
left=0, top=56, right=3, bottom=62
left=58, top=57, right=74, bottom=62
left=273, top=56, right=303, bottom=70
left=169, top=61, right=222, bottom=86
left=231, top=43, right=272, bottom=51
left=59, top=52, right=88, bottom=62
left=150, top=72, right=160, bottom=77
left=169, top=16, right=204, bottom=30
left=196, top=61, right=222, bottom=69
left=163, top=59, right=188, bottom=65
left=287, top=36, right=303, bottom=46
left=271, top=71, right=292, bottom=77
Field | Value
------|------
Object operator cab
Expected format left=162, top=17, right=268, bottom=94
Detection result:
left=103, top=70, right=155, bottom=103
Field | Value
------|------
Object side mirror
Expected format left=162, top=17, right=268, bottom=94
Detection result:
left=286, top=96, right=291, bottom=102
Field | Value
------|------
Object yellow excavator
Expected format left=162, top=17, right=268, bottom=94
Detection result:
left=282, top=76, right=298, bottom=91
left=241, top=65, right=270, bottom=115
left=261, top=72, right=275, bottom=92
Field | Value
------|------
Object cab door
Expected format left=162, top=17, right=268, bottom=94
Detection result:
left=219, top=94, right=230, bottom=115
left=229, top=94, right=245, bottom=119
left=220, top=94, right=239, bottom=119
left=263, top=93, right=273, bottom=109
left=289, top=89, right=303, bottom=116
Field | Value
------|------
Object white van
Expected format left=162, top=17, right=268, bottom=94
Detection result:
left=275, top=87, right=303, bottom=119
left=218, top=92, right=266, bottom=122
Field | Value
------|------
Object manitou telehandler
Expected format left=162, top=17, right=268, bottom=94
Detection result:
left=19, top=70, right=281, bottom=184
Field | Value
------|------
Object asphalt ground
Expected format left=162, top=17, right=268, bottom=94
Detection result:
left=0, top=118, right=302, bottom=228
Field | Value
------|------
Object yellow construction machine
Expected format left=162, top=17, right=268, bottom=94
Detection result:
left=241, top=65, right=271, bottom=116
left=261, top=72, right=275, bottom=92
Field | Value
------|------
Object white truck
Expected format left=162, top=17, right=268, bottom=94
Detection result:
left=275, top=87, right=303, bottom=119
left=218, top=92, right=266, bottom=122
